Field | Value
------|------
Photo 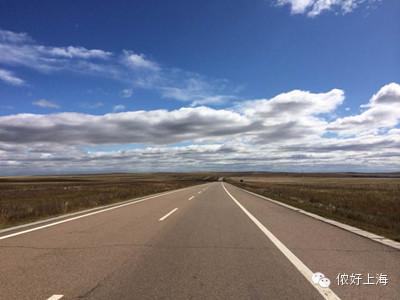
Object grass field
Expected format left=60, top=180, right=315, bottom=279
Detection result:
left=0, top=173, right=217, bottom=229
left=225, top=173, right=400, bottom=241
left=2, top=172, right=399, bottom=242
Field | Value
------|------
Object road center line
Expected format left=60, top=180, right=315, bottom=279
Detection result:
left=159, top=208, right=178, bottom=221
left=188, top=196, right=195, bottom=201
left=222, top=183, right=340, bottom=300
left=47, top=295, right=63, bottom=300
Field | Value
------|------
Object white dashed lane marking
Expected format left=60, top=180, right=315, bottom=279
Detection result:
left=47, top=295, right=63, bottom=300
left=159, top=208, right=179, bottom=221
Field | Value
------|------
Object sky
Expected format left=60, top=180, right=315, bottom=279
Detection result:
left=0, top=0, right=399, bottom=175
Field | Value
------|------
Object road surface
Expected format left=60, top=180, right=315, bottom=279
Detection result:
left=0, top=182, right=399, bottom=299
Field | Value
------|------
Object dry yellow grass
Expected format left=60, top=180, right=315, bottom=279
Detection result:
left=0, top=173, right=217, bottom=228
left=226, top=174, right=400, bottom=241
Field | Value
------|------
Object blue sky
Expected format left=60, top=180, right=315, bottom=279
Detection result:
left=0, top=0, right=399, bottom=174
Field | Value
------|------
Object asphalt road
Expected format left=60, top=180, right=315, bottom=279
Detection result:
left=0, top=182, right=399, bottom=300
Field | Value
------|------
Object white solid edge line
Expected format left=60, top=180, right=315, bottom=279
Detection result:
left=47, top=295, right=63, bottom=300
left=188, top=196, right=195, bottom=201
left=159, top=208, right=178, bottom=221
left=222, top=183, right=341, bottom=300
left=0, top=187, right=192, bottom=241
left=232, top=184, right=400, bottom=250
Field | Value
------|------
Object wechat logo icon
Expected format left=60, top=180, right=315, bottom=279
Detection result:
left=312, top=272, right=331, bottom=288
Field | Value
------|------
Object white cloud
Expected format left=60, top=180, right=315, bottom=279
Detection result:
left=238, top=88, right=344, bottom=142
left=44, top=46, right=112, bottom=59
left=191, top=95, right=234, bottom=106
left=113, top=104, right=126, bottom=112
left=32, top=99, right=60, bottom=109
left=276, top=0, right=314, bottom=14
left=328, top=83, right=400, bottom=136
left=0, top=85, right=393, bottom=147
left=1, top=83, right=399, bottom=173
left=120, top=88, right=133, bottom=98
left=0, top=68, right=25, bottom=86
left=122, top=50, right=160, bottom=71
left=0, top=28, right=236, bottom=106
left=275, top=0, right=376, bottom=17
left=240, top=88, right=344, bottom=117
left=161, top=77, right=235, bottom=106
left=0, top=29, right=33, bottom=43
left=0, top=29, right=112, bottom=74
left=0, top=106, right=249, bottom=145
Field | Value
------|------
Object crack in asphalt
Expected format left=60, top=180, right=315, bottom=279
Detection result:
left=77, top=281, right=102, bottom=299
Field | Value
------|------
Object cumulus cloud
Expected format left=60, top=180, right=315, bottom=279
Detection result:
left=238, top=88, right=344, bottom=142
left=0, top=68, right=25, bottom=86
left=327, top=83, right=400, bottom=136
left=240, top=89, right=344, bottom=117
left=1, top=85, right=397, bottom=146
left=275, top=0, right=377, bottom=17
left=32, top=99, right=60, bottom=109
left=0, top=29, right=398, bottom=176
left=1, top=83, right=399, bottom=174
left=1, top=89, right=343, bottom=148
left=0, top=107, right=251, bottom=145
